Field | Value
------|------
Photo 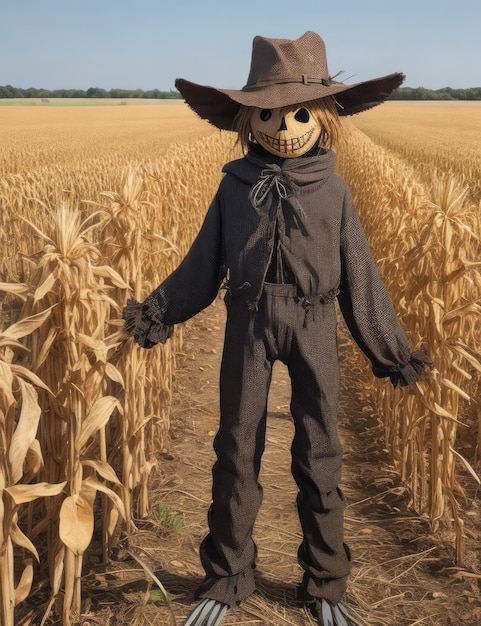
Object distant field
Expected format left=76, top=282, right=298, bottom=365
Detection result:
left=0, top=100, right=216, bottom=174
left=352, top=101, right=481, bottom=150
left=3, top=99, right=480, bottom=186
left=0, top=97, right=181, bottom=106
left=350, top=101, right=481, bottom=202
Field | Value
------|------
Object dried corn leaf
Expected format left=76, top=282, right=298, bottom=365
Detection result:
left=83, top=476, right=126, bottom=520
left=4, top=481, right=66, bottom=505
left=94, top=265, right=130, bottom=288
left=59, top=495, right=94, bottom=556
left=433, top=402, right=465, bottom=424
left=450, top=447, right=481, bottom=485
left=32, top=327, right=58, bottom=370
left=446, top=343, right=481, bottom=372
left=75, top=396, right=120, bottom=452
left=0, top=282, right=28, bottom=299
left=440, top=377, right=471, bottom=402
left=82, top=459, right=121, bottom=484
left=0, top=359, right=15, bottom=406
left=25, top=439, right=44, bottom=475
left=8, top=378, right=41, bottom=483
left=14, top=558, right=34, bottom=605
left=0, top=306, right=54, bottom=341
left=10, top=519, right=39, bottom=561
left=10, top=364, right=52, bottom=393
left=105, top=362, right=124, bottom=386
left=33, top=271, right=56, bottom=303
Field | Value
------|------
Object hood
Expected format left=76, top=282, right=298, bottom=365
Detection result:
left=222, top=146, right=337, bottom=190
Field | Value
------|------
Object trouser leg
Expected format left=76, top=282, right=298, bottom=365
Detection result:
left=196, top=300, right=272, bottom=606
left=196, top=288, right=350, bottom=606
left=287, top=301, right=351, bottom=604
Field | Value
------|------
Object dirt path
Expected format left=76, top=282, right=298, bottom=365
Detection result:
left=113, top=298, right=480, bottom=626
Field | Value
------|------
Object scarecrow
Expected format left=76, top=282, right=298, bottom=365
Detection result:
left=123, top=32, right=430, bottom=626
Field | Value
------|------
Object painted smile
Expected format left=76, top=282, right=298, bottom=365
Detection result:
left=257, top=127, right=316, bottom=154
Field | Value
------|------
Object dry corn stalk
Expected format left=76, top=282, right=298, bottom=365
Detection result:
left=0, top=128, right=240, bottom=622
left=18, top=205, right=127, bottom=625
left=0, top=287, right=66, bottom=626
left=95, top=135, right=240, bottom=519
left=93, top=164, right=179, bottom=520
left=337, top=125, right=481, bottom=560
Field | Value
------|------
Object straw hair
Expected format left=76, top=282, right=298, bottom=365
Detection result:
left=234, top=96, right=344, bottom=154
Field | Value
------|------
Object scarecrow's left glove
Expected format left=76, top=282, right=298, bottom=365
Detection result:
left=122, top=297, right=173, bottom=348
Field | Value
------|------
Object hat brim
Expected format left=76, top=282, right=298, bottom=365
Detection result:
left=175, top=73, right=405, bottom=131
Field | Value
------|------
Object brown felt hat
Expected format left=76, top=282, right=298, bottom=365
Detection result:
left=175, top=31, right=404, bottom=131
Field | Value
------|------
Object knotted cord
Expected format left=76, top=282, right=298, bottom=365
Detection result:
left=248, top=165, right=307, bottom=230
left=249, top=165, right=291, bottom=208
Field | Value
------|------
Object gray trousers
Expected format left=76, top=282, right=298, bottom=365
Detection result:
left=196, top=283, right=351, bottom=606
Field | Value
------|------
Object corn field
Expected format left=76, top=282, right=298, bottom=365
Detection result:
left=0, top=102, right=238, bottom=625
left=342, top=110, right=481, bottom=559
left=0, top=101, right=480, bottom=624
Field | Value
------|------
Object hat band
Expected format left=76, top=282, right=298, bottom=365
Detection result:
left=243, top=74, right=332, bottom=90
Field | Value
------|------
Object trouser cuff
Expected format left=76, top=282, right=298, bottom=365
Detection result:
left=195, top=569, right=256, bottom=608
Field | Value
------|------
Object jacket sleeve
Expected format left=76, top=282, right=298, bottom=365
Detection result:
left=337, top=191, right=430, bottom=387
left=123, top=193, right=225, bottom=348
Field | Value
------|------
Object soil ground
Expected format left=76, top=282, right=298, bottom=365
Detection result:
left=60, top=298, right=481, bottom=625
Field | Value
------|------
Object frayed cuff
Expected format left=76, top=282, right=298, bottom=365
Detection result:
left=122, top=298, right=173, bottom=349
left=373, top=350, right=432, bottom=387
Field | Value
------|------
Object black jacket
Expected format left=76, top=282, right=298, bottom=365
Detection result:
left=123, top=147, right=429, bottom=386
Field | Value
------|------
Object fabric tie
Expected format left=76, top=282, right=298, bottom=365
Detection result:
left=249, top=165, right=307, bottom=231
left=249, top=165, right=292, bottom=209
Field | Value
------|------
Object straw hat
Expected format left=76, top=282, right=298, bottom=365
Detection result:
left=175, top=31, right=404, bottom=131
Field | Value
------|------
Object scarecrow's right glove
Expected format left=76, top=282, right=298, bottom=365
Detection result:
left=122, top=297, right=173, bottom=348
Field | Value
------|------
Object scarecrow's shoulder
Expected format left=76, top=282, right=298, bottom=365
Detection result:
left=221, top=156, right=248, bottom=175
left=220, top=156, right=257, bottom=189
left=328, top=170, right=350, bottom=192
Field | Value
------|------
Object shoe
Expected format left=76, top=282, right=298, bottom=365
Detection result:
left=308, top=598, right=351, bottom=626
left=183, top=598, right=228, bottom=626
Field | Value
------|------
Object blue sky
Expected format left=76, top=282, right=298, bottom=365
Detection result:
left=1, top=0, right=480, bottom=91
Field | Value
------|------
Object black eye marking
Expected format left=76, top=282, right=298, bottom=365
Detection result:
left=294, top=108, right=310, bottom=123
left=260, top=109, right=272, bottom=121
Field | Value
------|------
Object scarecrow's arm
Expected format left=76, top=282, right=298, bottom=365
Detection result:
left=123, top=194, right=224, bottom=348
left=337, top=196, right=430, bottom=387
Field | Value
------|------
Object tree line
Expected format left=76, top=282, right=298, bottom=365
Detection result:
left=390, top=86, right=481, bottom=100
left=1, top=84, right=481, bottom=101
left=0, top=85, right=181, bottom=99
